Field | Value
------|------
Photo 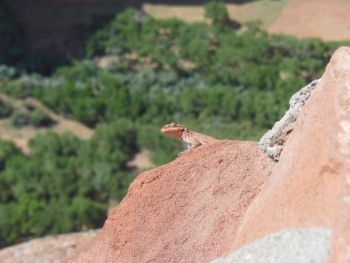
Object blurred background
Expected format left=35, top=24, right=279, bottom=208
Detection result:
left=0, top=0, right=350, bottom=261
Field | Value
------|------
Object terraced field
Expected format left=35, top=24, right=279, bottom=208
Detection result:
left=144, top=0, right=350, bottom=41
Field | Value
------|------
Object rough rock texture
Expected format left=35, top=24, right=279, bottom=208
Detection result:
left=68, top=47, right=350, bottom=263
left=211, top=228, right=331, bottom=263
left=232, top=47, right=350, bottom=263
left=0, top=231, right=97, bottom=263
left=67, top=141, right=273, bottom=262
left=259, top=79, right=320, bottom=161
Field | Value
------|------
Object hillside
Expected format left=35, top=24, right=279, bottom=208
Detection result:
left=144, top=0, right=288, bottom=26
left=67, top=47, right=350, bottom=263
left=0, top=3, right=344, bottom=248
left=0, top=93, right=92, bottom=153
left=1, top=3, right=349, bottom=261
left=268, top=0, right=350, bottom=41
left=2, top=0, right=350, bottom=66
left=145, top=0, right=350, bottom=41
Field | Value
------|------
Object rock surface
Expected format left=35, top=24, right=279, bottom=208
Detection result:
left=232, top=46, right=350, bottom=263
left=258, top=79, right=320, bottom=161
left=211, top=228, right=331, bottom=263
left=68, top=47, right=350, bottom=263
left=67, top=141, right=273, bottom=262
left=0, top=231, right=97, bottom=263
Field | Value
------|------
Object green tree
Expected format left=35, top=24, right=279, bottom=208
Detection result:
left=205, top=1, right=229, bottom=24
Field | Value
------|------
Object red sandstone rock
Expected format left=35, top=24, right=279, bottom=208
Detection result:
left=67, top=141, right=273, bottom=262
left=68, top=47, right=350, bottom=263
left=232, top=46, right=350, bottom=263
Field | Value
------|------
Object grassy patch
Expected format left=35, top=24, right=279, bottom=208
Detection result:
left=143, top=0, right=289, bottom=27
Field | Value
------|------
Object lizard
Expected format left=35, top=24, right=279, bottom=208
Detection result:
left=161, top=122, right=218, bottom=155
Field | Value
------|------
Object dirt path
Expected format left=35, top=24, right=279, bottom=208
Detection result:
left=0, top=93, right=93, bottom=153
left=268, top=0, right=350, bottom=41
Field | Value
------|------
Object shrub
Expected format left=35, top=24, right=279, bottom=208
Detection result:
left=0, top=100, right=12, bottom=119
left=10, top=108, right=54, bottom=128
left=0, top=141, right=19, bottom=171
left=0, top=125, right=137, bottom=247
left=10, top=110, right=32, bottom=128
left=137, top=124, right=180, bottom=165
left=0, top=65, right=17, bottom=80
left=30, top=109, right=54, bottom=127
left=204, top=1, right=229, bottom=24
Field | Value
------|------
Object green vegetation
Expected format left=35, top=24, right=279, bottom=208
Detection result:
left=0, top=120, right=134, bottom=247
left=0, top=3, right=347, bottom=247
left=205, top=1, right=229, bottom=24
left=229, top=0, right=289, bottom=27
left=0, top=100, right=12, bottom=119
left=2, top=7, right=339, bottom=130
left=10, top=108, right=54, bottom=128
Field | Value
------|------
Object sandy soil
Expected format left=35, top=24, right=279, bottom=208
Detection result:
left=144, top=0, right=350, bottom=41
left=127, top=149, right=155, bottom=171
left=268, top=0, right=350, bottom=41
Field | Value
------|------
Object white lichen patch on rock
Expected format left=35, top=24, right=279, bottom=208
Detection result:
left=211, top=228, right=331, bottom=263
left=259, top=79, right=320, bottom=161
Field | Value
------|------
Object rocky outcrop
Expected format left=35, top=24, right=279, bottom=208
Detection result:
left=68, top=47, right=350, bottom=263
left=231, top=46, right=350, bottom=263
left=67, top=141, right=273, bottom=262
left=0, top=231, right=97, bottom=263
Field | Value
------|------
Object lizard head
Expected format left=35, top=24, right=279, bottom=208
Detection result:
left=161, top=122, right=188, bottom=140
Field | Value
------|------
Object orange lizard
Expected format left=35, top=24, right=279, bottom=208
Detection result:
left=161, top=123, right=218, bottom=155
